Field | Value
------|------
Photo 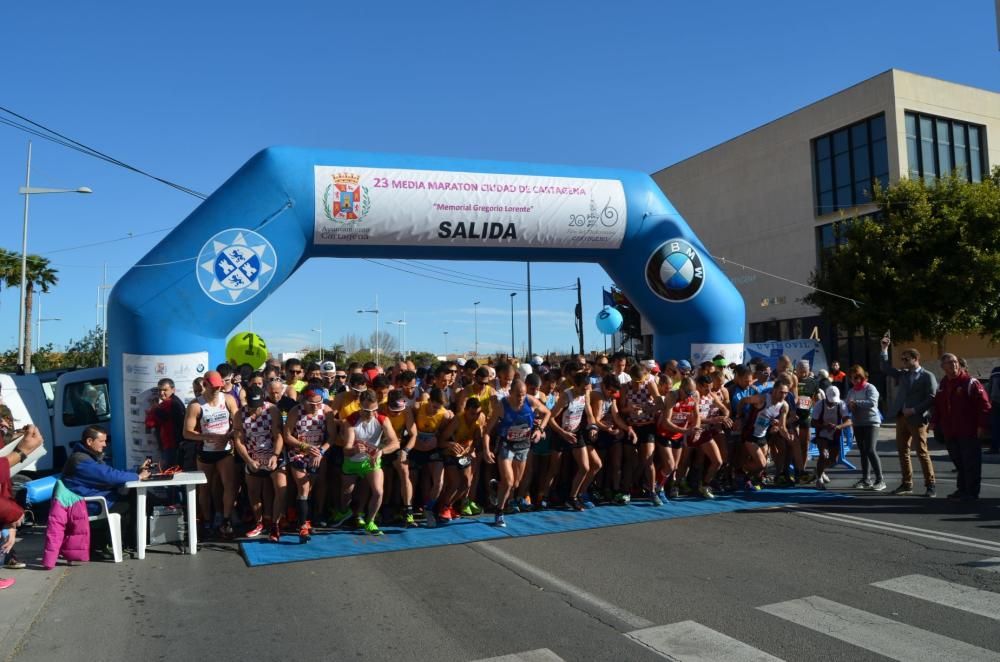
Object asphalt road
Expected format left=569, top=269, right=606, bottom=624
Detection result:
left=8, top=438, right=1000, bottom=662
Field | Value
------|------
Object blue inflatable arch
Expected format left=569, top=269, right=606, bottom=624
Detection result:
left=108, top=147, right=745, bottom=468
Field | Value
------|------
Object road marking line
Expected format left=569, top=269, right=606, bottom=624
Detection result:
left=472, top=648, right=566, bottom=662
left=626, top=621, right=784, bottom=661
left=469, top=542, right=654, bottom=630
left=873, top=574, right=1000, bottom=621
left=796, top=509, right=1000, bottom=552
left=758, top=596, right=997, bottom=661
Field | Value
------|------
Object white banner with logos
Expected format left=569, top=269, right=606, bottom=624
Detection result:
left=690, top=343, right=745, bottom=365
left=314, top=166, right=627, bottom=249
left=744, top=339, right=829, bottom=372
left=122, top=352, right=208, bottom=469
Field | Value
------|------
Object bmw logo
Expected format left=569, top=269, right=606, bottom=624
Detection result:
left=645, top=238, right=706, bottom=302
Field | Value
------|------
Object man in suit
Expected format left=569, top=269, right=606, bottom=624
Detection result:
left=881, top=338, right=938, bottom=497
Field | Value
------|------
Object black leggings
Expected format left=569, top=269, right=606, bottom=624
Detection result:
left=854, top=426, right=882, bottom=483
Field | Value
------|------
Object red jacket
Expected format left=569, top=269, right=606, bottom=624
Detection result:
left=932, top=371, right=991, bottom=439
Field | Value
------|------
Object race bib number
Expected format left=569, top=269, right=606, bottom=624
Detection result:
left=671, top=411, right=690, bottom=427
left=797, top=396, right=812, bottom=410
left=506, top=424, right=531, bottom=442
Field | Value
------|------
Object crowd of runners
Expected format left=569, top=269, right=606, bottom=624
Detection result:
left=149, top=348, right=909, bottom=544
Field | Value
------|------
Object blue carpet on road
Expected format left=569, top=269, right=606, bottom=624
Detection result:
left=241, top=488, right=848, bottom=567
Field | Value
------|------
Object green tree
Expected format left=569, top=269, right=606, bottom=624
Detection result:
left=63, top=327, right=104, bottom=368
left=805, top=169, right=1000, bottom=347
left=0, top=249, right=59, bottom=372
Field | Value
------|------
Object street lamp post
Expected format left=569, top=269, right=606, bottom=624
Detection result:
left=509, top=292, right=517, bottom=359
left=443, top=331, right=449, bottom=357
left=16, top=141, right=92, bottom=371
left=473, top=301, right=480, bottom=358
left=311, top=325, right=323, bottom=361
left=387, top=317, right=408, bottom=360
left=357, top=295, right=380, bottom=365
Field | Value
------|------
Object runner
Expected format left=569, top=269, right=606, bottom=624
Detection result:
left=752, top=377, right=794, bottom=488
left=381, top=389, right=418, bottom=527
left=412, top=387, right=453, bottom=527
left=183, top=370, right=240, bottom=537
left=688, top=375, right=727, bottom=498
left=283, top=387, right=336, bottom=542
left=438, top=398, right=486, bottom=519
left=528, top=371, right=560, bottom=510
left=621, top=363, right=663, bottom=504
left=232, top=385, right=286, bottom=540
left=548, top=372, right=601, bottom=510
left=341, top=390, right=400, bottom=536
left=811, top=385, right=852, bottom=489
left=792, top=359, right=820, bottom=483
left=456, top=366, right=499, bottom=515
left=658, top=377, right=700, bottom=501
left=592, top=374, right=636, bottom=504
left=485, top=379, right=551, bottom=527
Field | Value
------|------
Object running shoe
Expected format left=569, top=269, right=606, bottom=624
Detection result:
left=650, top=491, right=663, bottom=507
left=698, top=485, right=715, bottom=499
left=821, top=472, right=831, bottom=484
left=425, top=510, right=437, bottom=528
left=892, top=484, right=914, bottom=496
left=220, top=519, right=234, bottom=538
left=331, top=509, right=354, bottom=528
left=245, top=523, right=264, bottom=538
left=668, top=486, right=680, bottom=499
left=364, top=520, right=384, bottom=537
left=466, top=500, right=483, bottom=515
left=0, top=578, right=15, bottom=590
left=354, top=515, right=366, bottom=530
left=298, top=520, right=312, bottom=542
left=569, top=497, right=585, bottom=512
left=532, top=501, right=546, bottom=512
left=3, top=554, right=25, bottom=570
left=459, top=503, right=475, bottom=517
left=656, top=488, right=668, bottom=504
left=505, top=501, right=520, bottom=515
left=852, top=480, right=871, bottom=489
left=743, top=480, right=762, bottom=492
left=268, top=523, right=281, bottom=542
left=494, top=513, right=506, bottom=528
left=580, top=496, right=596, bottom=509
left=438, top=507, right=454, bottom=522
left=612, top=492, right=627, bottom=505
left=620, top=493, right=631, bottom=504
left=870, top=481, right=887, bottom=491
left=925, top=485, right=937, bottom=498
left=404, top=513, right=418, bottom=528
left=488, top=479, right=499, bottom=507
left=815, top=478, right=826, bottom=490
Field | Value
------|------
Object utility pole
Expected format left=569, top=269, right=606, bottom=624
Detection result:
left=509, top=292, right=517, bottom=358
left=526, top=262, right=533, bottom=357
left=100, top=264, right=111, bottom=367
left=473, top=301, right=480, bottom=358
left=576, top=277, right=584, bottom=357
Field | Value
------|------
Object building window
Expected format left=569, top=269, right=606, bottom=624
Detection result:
left=813, top=114, right=889, bottom=216
left=815, top=212, right=882, bottom=270
left=905, top=111, right=986, bottom=184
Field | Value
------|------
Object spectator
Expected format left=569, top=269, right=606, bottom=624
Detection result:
left=880, top=338, right=938, bottom=497
left=144, top=378, right=186, bottom=468
left=0, top=426, right=44, bottom=588
left=988, top=364, right=1000, bottom=455
left=933, top=353, right=991, bottom=501
left=846, top=365, right=885, bottom=490
left=828, top=360, right=848, bottom=393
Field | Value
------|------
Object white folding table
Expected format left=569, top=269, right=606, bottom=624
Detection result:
left=125, top=471, right=207, bottom=559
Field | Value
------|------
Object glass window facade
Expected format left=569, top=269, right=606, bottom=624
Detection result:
left=905, top=111, right=986, bottom=184
left=813, top=114, right=889, bottom=216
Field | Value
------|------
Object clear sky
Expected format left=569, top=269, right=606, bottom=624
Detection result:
left=0, top=1, right=997, bottom=359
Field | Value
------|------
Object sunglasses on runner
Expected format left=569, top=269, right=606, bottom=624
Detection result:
left=361, top=405, right=379, bottom=412
left=335, top=374, right=347, bottom=380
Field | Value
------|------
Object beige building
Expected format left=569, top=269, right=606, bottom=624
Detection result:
left=652, top=69, right=1000, bottom=376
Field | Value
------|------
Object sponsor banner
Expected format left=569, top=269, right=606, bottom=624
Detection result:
left=314, top=166, right=626, bottom=249
left=690, top=343, right=745, bottom=365
left=744, top=340, right=828, bottom=372
left=122, top=352, right=208, bottom=469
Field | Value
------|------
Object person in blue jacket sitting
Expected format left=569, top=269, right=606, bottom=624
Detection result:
left=61, top=425, right=150, bottom=556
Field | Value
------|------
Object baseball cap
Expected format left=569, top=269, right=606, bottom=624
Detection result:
left=642, top=359, right=660, bottom=374
left=246, top=385, right=265, bottom=408
left=302, top=388, right=325, bottom=403
left=677, top=360, right=692, bottom=371
left=364, top=368, right=380, bottom=384
left=531, top=355, right=544, bottom=366
left=713, top=357, right=728, bottom=368
left=825, top=385, right=841, bottom=402
left=320, top=360, right=336, bottom=373
left=455, top=358, right=466, bottom=367
left=204, top=371, right=224, bottom=388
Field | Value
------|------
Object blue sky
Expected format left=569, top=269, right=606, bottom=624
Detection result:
left=1, top=1, right=997, bottom=358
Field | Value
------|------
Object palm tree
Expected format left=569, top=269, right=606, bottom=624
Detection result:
left=0, top=249, right=58, bottom=372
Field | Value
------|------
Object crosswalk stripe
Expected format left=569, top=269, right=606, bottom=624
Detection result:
left=626, top=621, right=784, bottom=661
left=969, top=557, right=1000, bottom=572
left=471, top=649, right=565, bottom=662
left=758, top=596, right=997, bottom=662
left=873, top=574, right=1000, bottom=621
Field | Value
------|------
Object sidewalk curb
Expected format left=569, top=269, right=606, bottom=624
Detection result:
left=0, top=565, right=66, bottom=662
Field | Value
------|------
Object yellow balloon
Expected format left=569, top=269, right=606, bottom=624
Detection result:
left=226, top=331, right=268, bottom=369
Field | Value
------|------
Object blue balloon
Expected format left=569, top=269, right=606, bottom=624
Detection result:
left=596, top=306, right=624, bottom=335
